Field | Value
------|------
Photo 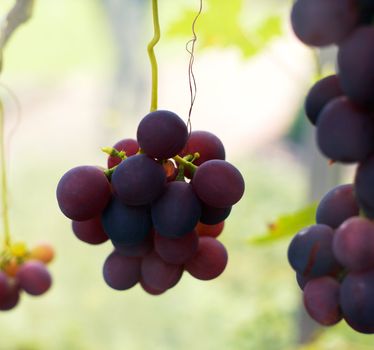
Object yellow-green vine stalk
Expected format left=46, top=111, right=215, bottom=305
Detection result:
left=0, top=100, right=11, bottom=247
left=147, top=0, right=161, bottom=112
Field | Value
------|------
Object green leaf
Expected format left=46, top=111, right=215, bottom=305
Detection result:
left=249, top=202, right=318, bottom=245
left=167, top=0, right=283, bottom=58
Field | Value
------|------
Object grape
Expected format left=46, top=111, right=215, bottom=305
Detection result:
left=358, top=0, right=374, bottom=24
left=56, top=166, right=111, bottom=221
left=152, top=181, right=202, bottom=238
left=340, top=270, right=374, bottom=334
left=316, top=184, right=359, bottom=228
left=141, top=251, right=183, bottom=291
left=333, top=217, right=374, bottom=272
left=114, top=234, right=153, bottom=258
left=316, top=97, right=374, bottom=163
left=296, top=272, right=312, bottom=291
left=290, top=0, right=358, bottom=47
left=0, top=279, right=20, bottom=311
left=200, top=204, right=231, bottom=225
left=101, top=196, right=152, bottom=246
left=0, top=271, right=9, bottom=301
left=30, top=243, right=55, bottom=264
left=154, top=230, right=199, bottom=265
left=192, top=160, right=244, bottom=208
left=185, top=237, right=228, bottom=280
left=162, top=159, right=178, bottom=182
left=303, top=276, right=342, bottom=326
left=72, top=216, right=109, bottom=245
left=179, top=130, right=226, bottom=166
left=195, top=221, right=225, bottom=238
left=3, top=258, right=19, bottom=277
left=107, top=138, right=139, bottom=168
left=137, top=110, right=188, bottom=159
left=17, top=261, right=52, bottom=296
left=140, top=279, right=166, bottom=296
left=338, top=26, right=374, bottom=106
left=102, top=251, right=141, bottom=290
left=304, top=75, right=343, bottom=125
left=111, top=154, right=166, bottom=206
left=355, top=155, right=374, bottom=219
left=287, top=224, right=341, bottom=278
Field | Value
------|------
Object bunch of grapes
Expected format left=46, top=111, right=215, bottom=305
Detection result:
left=0, top=242, right=53, bottom=311
left=56, top=110, right=245, bottom=295
left=289, top=0, right=374, bottom=334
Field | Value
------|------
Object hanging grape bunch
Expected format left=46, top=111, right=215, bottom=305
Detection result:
left=288, top=0, right=374, bottom=334
left=56, top=110, right=244, bottom=294
left=56, top=0, right=244, bottom=295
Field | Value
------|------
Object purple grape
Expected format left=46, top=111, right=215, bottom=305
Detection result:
left=304, top=276, right=342, bottom=326
left=137, top=110, right=188, bottom=159
left=101, top=196, right=152, bottom=246
left=114, top=234, right=153, bottom=258
left=316, top=97, right=374, bottom=163
left=333, top=217, right=374, bottom=272
left=0, top=271, right=9, bottom=301
left=56, top=166, right=111, bottom=221
left=338, top=26, right=374, bottom=106
left=296, top=272, right=312, bottom=291
left=17, top=261, right=52, bottom=296
left=0, top=278, right=20, bottom=311
left=288, top=224, right=341, bottom=278
left=141, top=251, right=183, bottom=291
left=340, top=270, right=374, bottom=334
left=107, top=138, right=139, bottom=168
left=72, top=216, right=109, bottom=245
left=355, top=155, right=374, bottom=219
left=185, top=237, right=228, bottom=280
left=304, top=75, right=343, bottom=125
left=154, top=230, right=199, bottom=265
left=316, top=184, right=359, bottom=228
left=151, top=181, right=202, bottom=238
left=192, top=160, right=245, bottom=208
left=179, top=130, right=226, bottom=166
left=200, top=204, right=232, bottom=225
left=102, top=251, right=141, bottom=290
left=140, top=279, right=166, bottom=296
left=291, top=0, right=358, bottom=46
left=111, top=154, right=166, bottom=206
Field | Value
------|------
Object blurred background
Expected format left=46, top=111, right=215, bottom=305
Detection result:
left=0, top=0, right=368, bottom=349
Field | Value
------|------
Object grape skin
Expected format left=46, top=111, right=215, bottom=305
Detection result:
left=56, top=166, right=111, bottom=221
left=316, top=184, right=359, bottom=229
left=200, top=204, right=231, bottom=225
left=195, top=221, right=225, bottom=238
left=114, top=234, right=153, bottom=258
left=107, top=138, right=139, bottom=168
left=291, top=0, right=358, bottom=47
left=338, top=26, right=374, bottom=106
left=185, top=237, right=228, bottom=280
left=0, top=279, right=20, bottom=311
left=152, top=181, right=202, bottom=238
left=304, top=75, right=342, bottom=125
left=17, top=261, right=52, bottom=296
left=101, top=196, right=152, bottom=246
left=111, top=154, right=166, bottom=206
left=355, top=155, right=374, bottom=219
left=333, top=217, right=374, bottom=272
left=137, top=110, right=188, bottom=159
left=303, top=276, right=342, bottom=326
left=102, top=251, right=141, bottom=290
left=287, top=224, right=341, bottom=278
left=72, top=216, right=109, bottom=245
left=316, top=97, right=374, bottom=163
left=192, top=160, right=245, bottom=208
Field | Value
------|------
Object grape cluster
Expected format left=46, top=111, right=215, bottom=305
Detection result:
left=56, top=110, right=244, bottom=295
left=289, top=0, right=374, bottom=334
left=0, top=242, right=53, bottom=311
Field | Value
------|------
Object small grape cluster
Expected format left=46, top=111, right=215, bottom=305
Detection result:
left=0, top=242, right=53, bottom=311
left=289, top=0, right=374, bottom=334
left=56, top=110, right=245, bottom=295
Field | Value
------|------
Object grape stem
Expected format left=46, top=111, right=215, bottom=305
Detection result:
left=148, top=0, right=160, bottom=112
left=0, top=101, right=11, bottom=247
left=173, top=155, right=198, bottom=175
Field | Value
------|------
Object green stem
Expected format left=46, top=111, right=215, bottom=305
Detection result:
left=0, top=100, right=11, bottom=247
left=147, top=0, right=160, bottom=112
left=173, top=155, right=198, bottom=176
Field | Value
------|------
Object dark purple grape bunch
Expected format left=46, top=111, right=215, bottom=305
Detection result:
left=56, top=109, right=245, bottom=295
left=0, top=243, right=54, bottom=311
left=288, top=184, right=374, bottom=334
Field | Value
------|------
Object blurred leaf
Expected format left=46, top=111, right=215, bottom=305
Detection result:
left=167, top=0, right=283, bottom=58
left=249, top=202, right=317, bottom=244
